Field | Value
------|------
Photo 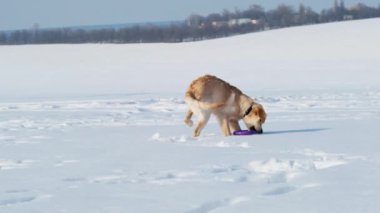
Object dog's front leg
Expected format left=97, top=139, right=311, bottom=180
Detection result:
left=229, top=120, right=241, bottom=132
left=220, top=117, right=231, bottom=136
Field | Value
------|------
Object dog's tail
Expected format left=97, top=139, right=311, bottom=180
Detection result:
left=185, top=91, right=224, bottom=110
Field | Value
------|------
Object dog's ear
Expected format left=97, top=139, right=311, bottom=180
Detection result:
left=253, top=106, right=260, bottom=116
left=253, top=105, right=267, bottom=123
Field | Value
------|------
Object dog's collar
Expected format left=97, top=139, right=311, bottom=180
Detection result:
left=243, top=104, right=253, bottom=117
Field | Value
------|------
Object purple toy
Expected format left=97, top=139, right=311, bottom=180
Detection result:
left=233, top=130, right=257, bottom=136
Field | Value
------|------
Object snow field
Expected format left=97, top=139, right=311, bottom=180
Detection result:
left=1, top=18, right=380, bottom=212
left=0, top=90, right=379, bottom=212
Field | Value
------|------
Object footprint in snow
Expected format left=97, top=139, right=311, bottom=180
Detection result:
left=150, top=133, right=196, bottom=143
left=186, top=196, right=250, bottom=213
left=262, top=185, right=297, bottom=196
left=0, top=197, right=36, bottom=207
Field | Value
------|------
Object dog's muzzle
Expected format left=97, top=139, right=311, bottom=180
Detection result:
left=250, top=126, right=263, bottom=134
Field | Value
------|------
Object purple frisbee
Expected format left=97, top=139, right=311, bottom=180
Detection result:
left=233, top=130, right=257, bottom=136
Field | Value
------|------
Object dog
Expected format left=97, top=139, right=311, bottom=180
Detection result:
left=184, top=75, right=266, bottom=137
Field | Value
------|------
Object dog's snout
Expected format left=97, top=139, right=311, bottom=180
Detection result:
left=250, top=126, right=263, bottom=134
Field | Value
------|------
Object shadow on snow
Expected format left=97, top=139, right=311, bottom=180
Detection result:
left=264, top=128, right=329, bottom=135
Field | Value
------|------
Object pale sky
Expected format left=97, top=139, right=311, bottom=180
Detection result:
left=1, top=0, right=379, bottom=30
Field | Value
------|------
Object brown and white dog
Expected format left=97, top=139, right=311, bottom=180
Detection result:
left=184, top=75, right=266, bottom=137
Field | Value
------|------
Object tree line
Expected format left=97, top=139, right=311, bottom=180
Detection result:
left=1, top=1, right=380, bottom=45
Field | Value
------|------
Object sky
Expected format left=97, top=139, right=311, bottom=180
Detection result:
left=1, top=0, right=379, bottom=30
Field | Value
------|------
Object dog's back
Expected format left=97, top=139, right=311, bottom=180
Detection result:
left=185, top=75, right=242, bottom=106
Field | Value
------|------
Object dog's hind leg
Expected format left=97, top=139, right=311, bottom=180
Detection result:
left=184, top=110, right=194, bottom=127
left=193, top=111, right=211, bottom=137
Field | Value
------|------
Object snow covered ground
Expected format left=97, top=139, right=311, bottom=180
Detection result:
left=1, top=19, right=380, bottom=213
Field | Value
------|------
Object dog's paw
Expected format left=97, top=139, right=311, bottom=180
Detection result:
left=184, top=119, right=193, bottom=127
left=193, top=130, right=201, bottom=138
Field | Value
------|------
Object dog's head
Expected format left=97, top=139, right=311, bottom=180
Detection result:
left=242, top=104, right=267, bottom=134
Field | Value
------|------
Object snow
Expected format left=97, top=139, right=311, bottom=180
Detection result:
left=1, top=18, right=380, bottom=99
left=1, top=18, right=380, bottom=212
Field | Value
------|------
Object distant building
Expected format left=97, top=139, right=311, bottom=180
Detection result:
left=343, top=15, right=354, bottom=20
left=251, top=20, right=259, bottom=25
left=228, top=19, right=259, bottom=27
left=211, top=21, right=228, bottom=28
left=189, top=18, right=259, bottom=28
